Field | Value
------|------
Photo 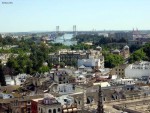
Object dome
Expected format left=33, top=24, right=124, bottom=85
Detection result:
left=43, top=94, right=58, bottom=105
left=96, top=46, right=102, bottom=50
left=96, top=46, right=101, bottom=49
left=113, top=49, right=120, bottom=53
left=124, top=45, right=129, bottom=49
left=43, top=62, right=48, bottom=66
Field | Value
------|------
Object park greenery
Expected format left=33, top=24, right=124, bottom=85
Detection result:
left=129, top=43, right=150, bottom=63
left=1, top=33, right=150, bottom=84
left=6, top=42, right=52, bottom=75
left=104, top=53, right=124, bottom=68
left=73, top=34, right=127, bottom=44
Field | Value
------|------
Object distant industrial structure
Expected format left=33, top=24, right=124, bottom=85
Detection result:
left=56, top=26, right=60, bottom=34
left=73, top=25, right=77, bottom=36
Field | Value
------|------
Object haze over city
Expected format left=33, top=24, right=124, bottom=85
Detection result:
left=0, top=0, right=150, bottom=32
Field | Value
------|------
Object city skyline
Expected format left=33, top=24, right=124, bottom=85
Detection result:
left=0, top=0, right=150, bottom=32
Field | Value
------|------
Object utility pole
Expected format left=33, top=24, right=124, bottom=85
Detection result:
left=97, top=85, right=104, bottom=113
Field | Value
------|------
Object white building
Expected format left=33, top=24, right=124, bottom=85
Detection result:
left=75, top=74, right=88, bottom=84
left=93, top=82, right=111, bottom=87
left=56, top=95, right=74, bottom=106
left=0, top=93, right=14, bottom=99
left=78, top=56, right=104, bottom=69
left=5, top=74, right=28, bottom=85
left=58, top=84, right=75, bottom=94
left=49, top=83, right=75, bottom=95
left=112, top=78, right=135, bottom=85
left=125, top=61, right=150, bottom=78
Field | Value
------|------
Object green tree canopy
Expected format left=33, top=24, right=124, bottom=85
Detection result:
left=104, top=53, right=124, bottom=68
left=129, top=49, right=147, bottom=63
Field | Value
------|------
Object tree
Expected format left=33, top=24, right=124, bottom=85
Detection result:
left=143, top=43, right=150, bottom=60
left=104, top=53, right=124, bottom=68
left=59, top=62, right=65, bottom=68
left=0, top=61, right=6, bottom=86
left=130, top=44, right=141, bottom=53
left=129, top=49, right=147, bottom=63
left=118, top=38, right=127, bottom=43
left=39, top=66, right=49, bottom=73
left=0, top=34, right=3, bottom=46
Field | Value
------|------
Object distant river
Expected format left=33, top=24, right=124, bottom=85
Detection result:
left=52, top=33, right=77, bottom=46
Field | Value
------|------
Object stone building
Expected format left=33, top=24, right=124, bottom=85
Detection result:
left=9, top=95, right=43, bottom=113
left=50, top=70, right=75, bottom=84
left=38, top=94, right=62, bottom=113
left=49, top=48, right=103, bottom=66
left=111, top=45, right=130, bottom=59
left=111, top=64, right=129, bottom=78
left=121, top=45, right=130, bottom=59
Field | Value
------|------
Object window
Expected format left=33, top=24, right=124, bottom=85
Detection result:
left=74, top=100, right=77, bottom=104
left=49, top=109, right=51, bottom=113
left=78, top=101, right=80, bottom=105
left=53, top=109, right=56, bottom=113
left=41, top=109, right=43, bottom=113
left=72, top=85, right=75, bottom=90
left=103, top=97, right=106, bottom=101
left=58, top=108, right=61, bottom=112
left=27, top=108, right=30, bottom=111
left=27, top=101, right=31, bottom=104
left=64, top=99, right=67, bottom=102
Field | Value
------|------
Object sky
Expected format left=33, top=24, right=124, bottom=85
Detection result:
left=0, top=0, right=150, bottom=32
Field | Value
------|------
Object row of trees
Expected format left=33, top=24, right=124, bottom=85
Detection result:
left=73, top=34, right=127, bottom=44
left=0, top=34, right=18, bottom=46
left=70, top=43, right=92, bottom=50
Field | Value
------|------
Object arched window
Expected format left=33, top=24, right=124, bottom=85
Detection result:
left=41, top=108, right=43, bottom=113
left=53, top=109, right=56, bottom=113
left=78, top=101, right=80, bottom=105
left=49, top=109, right=51, bottom=113
left=58, top=108, right=61, bottom=112
left=87, top=98, right=90, bottom=104
left=74, top=100, right=77, bottom=104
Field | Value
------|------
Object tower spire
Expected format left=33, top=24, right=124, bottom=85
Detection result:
left=97, top=85, right=104, bottom=113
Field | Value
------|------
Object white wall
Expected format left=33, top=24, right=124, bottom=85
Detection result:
left=125, top=64, right=150, bottom=78
left=58, top=84, right=74, bottom=94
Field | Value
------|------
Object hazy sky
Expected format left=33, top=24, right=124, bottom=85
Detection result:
left=0, top=0, right=150, bottom=32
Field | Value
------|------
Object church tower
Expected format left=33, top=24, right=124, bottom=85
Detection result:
left=97, top=85, right=104, bottom=113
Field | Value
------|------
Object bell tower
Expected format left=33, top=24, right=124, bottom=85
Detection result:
left=97, top=85, right=104, bottom=113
